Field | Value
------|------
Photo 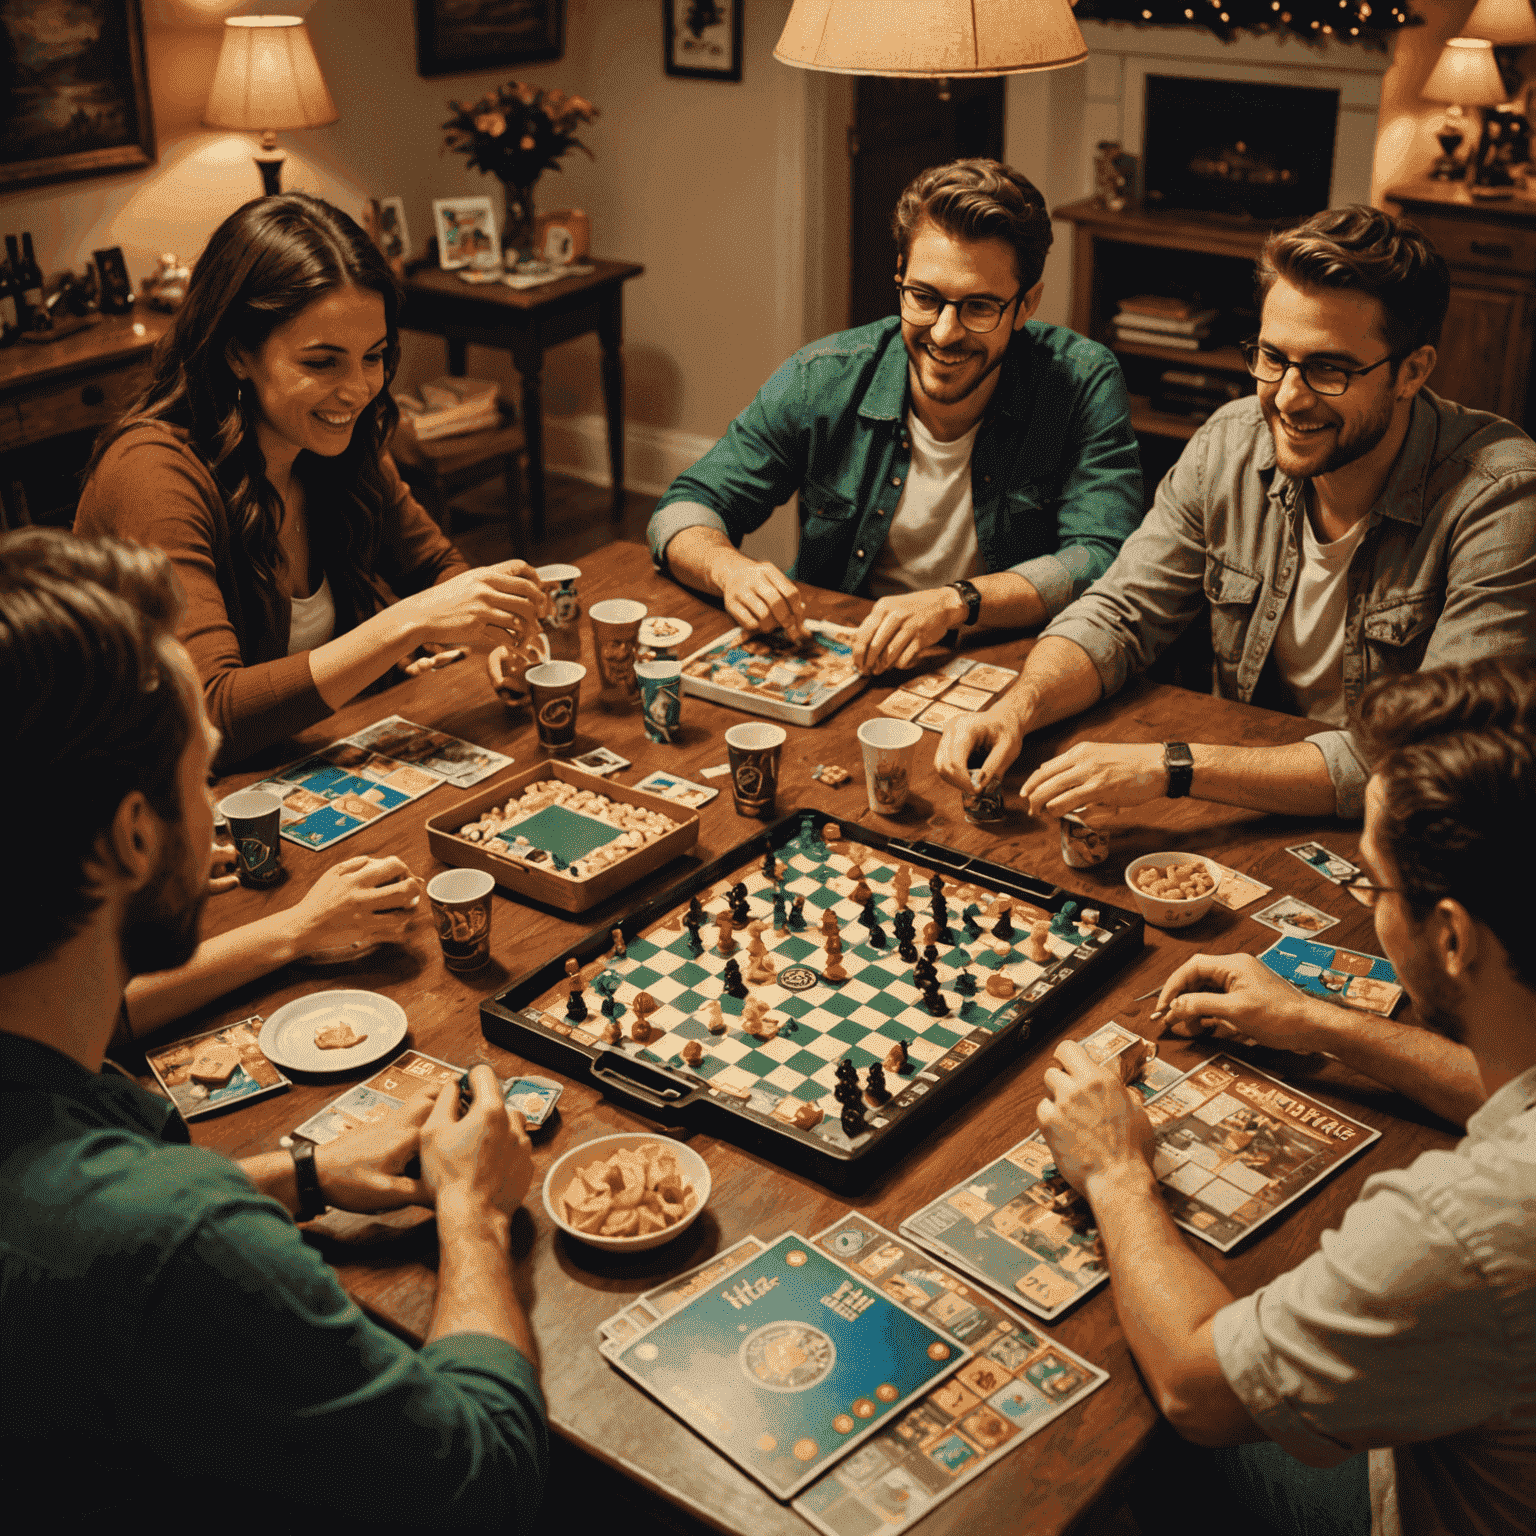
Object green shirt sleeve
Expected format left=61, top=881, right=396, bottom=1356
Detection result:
left=126, top=1195, right=547, bottom=1531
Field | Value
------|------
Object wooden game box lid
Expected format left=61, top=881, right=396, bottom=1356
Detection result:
left=424, top=762, right=700, bottom=913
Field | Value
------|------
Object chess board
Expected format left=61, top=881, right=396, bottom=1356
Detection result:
left=481, top=812, right=1143, bottom=1189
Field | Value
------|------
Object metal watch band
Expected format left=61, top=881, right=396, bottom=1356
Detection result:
left=1163, top=741, right=1194, bottom=799
left=289, top=1138, right=326, bottom=1221
left=950, top=579, right=982, bottom=627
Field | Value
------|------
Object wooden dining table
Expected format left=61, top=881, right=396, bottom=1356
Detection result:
left=168, top=539, right=1459, bottom=1536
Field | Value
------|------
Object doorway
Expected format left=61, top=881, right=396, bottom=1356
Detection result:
left=847, top=77, right=1006, bottom=329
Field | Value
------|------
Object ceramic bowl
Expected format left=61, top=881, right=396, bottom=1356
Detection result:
left=542, top=1132, right=710, bottom=1252
left=1122, top=852, right=1222, bottom=929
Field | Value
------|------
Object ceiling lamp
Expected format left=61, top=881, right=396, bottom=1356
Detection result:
left=1463, top=0, right=1536, bottom=45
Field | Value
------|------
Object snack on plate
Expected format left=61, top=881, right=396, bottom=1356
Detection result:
left=1133, top=861, right=1215, bottom=900
left=558, top=1142, right=697, bottom=1238
left=314, top=1021, right=370, bottom=1050
left=453, top=779, right=674, bottom=882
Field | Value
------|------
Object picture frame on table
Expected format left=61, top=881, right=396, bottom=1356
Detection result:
left=432, top=196, right=500, bottom=272
left=413, top=0, right=564, bottom=77
left=0, top=0, right=157, bottom=190
left=92, top=247, right=134, bottom=314
left=363, top=196, right=411, bottom=278
left=664, top=0, right=743, bottom=82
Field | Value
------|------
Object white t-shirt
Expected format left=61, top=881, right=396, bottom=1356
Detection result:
left=287, top=572, right=336, bottom=654
left=866, top=410, right=982, bottom=598
left=1270, top=506, right=1370, bottom=727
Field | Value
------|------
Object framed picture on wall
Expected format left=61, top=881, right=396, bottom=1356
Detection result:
left=664, top=0, right=743, bottom=82
left=414, top=0, right=564, bottom=77
left=0, top=0, right=157, bottom=190
left=432, top=196, right=501, bottom=272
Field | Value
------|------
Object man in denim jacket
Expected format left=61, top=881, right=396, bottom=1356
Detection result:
left=937, top=206, right=1536, bottom=820
left=647, top=159, right=1142, bottom=675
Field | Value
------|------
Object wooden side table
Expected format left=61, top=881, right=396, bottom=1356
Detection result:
left=400, top=258, right=645, bottom=544
left=0, top=311, right=173, bottom=528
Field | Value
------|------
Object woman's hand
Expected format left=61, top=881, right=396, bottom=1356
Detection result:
left=286, top=855, right=424, bottom=957
left=397, top=559, right=548, bottom=653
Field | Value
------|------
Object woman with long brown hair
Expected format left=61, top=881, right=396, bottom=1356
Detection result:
left=77, top=192, right=543, bottom=766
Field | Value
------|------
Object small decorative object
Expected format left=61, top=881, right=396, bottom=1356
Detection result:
left=665, top=0, right=744, bottom=81
left=141, top=253, right=190, bottom=313
left=432, top=196, right=501, bottom=271
left=1093, top=141, right=1137, bottom=211
left=440, top=79, right=598, bottom=263
left=93, top=248, right=134, bottom=315
left=414, top=0, right=564, bottom=77
left=532, top=208, right=591, bottom=265
left=363, top=197, right=410, bottom=279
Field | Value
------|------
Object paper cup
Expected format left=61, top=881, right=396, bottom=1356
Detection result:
left=427, top=868, right=495, bottom=972
left=960, top=768, right=1005, bottom=825
left=856, top=717, right=923, bottom=816
left=589, top=598, right=646, bottom=706
left=217, top=789, right=283, bottom=888
left=724, top=722, right=787, bottom=819
left=1060, top=807, right=1112, bottom=868
left=526, top=660, right=586, bottom=751
left=635, top=659, right=683, bottom=744
left=536, top=563, right=582, bottom=630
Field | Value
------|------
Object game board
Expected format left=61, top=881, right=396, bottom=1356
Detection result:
left=679, top=621, right=868, bottom=726
left=481, top=811, right=1143, bottom=1189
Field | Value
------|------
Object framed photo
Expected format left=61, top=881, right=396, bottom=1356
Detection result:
left=664, top=0, right=743, bottom=82
left=92, top=247, right=133, bottom=314
left=432, top=196, right=501, bottom=272
left=363, top=196, right=411, bottom=277
left=0, top=0, right=157, bottom=190
left=414, top=0, right=564, bottom=77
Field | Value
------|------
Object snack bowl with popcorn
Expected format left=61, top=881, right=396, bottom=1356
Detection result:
left=542, top=1132, right=710, bottom=1251
left=1123, top=851, right=1222, bottom=929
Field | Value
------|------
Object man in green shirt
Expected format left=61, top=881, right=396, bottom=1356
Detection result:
left=648, top=159, right=1142, bottom=675
left=0, top=529, right=546, bottom=1528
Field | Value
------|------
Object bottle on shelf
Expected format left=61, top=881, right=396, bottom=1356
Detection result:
left=0, top=253, right=20, bottom=348
left=17, top=233, right=47, bottom=334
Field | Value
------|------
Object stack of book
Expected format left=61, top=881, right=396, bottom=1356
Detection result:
left=395, top=376, right=503, bottom=441
left=1112, top=295, right=1217, bottom=352
left=1151, top=367, right=1245, bottom=423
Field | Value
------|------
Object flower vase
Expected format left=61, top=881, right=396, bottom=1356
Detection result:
left=500, top=181, right=537, bottom=265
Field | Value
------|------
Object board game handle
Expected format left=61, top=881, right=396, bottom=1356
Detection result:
left=590, top=1050, right=699, bottom=1113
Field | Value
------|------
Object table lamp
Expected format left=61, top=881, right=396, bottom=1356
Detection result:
left=1463, top=0, right=1536, bottom=45
left=203, top=15, right=338, bottom=195
left=774, top=0, right=1086, bottom=97
left=1423, top=36, right=1508, bottom=188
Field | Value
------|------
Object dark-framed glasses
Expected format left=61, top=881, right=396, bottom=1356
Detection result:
left=1343, top=873, right=1403, bottom=909
left=897, top=281, right=1022, bottom=335
left=1241, top=340, right=1401, bottom=398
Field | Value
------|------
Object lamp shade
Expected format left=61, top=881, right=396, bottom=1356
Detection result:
left=774, top=0, right=1086, bottom=77
left=1464, top=0, right=1536, bottom=46
left=1423, top=37, right=1509, bottom=106
left=204, top=15, right=338, bottom=132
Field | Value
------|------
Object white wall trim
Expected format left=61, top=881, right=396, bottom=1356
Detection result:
left=542, top=413, right=716, bottom=498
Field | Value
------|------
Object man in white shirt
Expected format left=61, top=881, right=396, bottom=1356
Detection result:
left=1034, top=659, right=1536, bottom=1536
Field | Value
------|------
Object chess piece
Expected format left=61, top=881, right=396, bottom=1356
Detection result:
left=746, top=948, right=777, bottom=985
left=747, top=921, right=768, bottom=957
left=1025, top=920, right=1052, bottom=964
left=633, top=991, right=657, bottom=1022
left=954, top=968, right=977, bottom=997
left=897, top=934, right=918, bottom=963
left=741, top=998, right=767, bottom=1036
left=611, top=926, right=627, bottom=959
left=893, top=864, right=912, bottom=905
left=928, top=874, right=945, bottom=901
left=716, top=914, right=736, bottom=955
left=599, top=1017, right=621, bottom=1044
left=1050, top=901, right=1079, bottom=938
left=824, top=930, right=843, bottom=958
left=846, top=858, right=864, bottom=882
left=822, top=822, right=841, bottom=848
left=630, top=1016, right=654, bottom=1044
left=763, top=850, right=777, bottom=882
left=992, top=901, right=1014, bottom=942
left=682, top=1039, right=704, bottom=1066
left=772, top=894, right=788, bottom=934
left=704, top=999, right=727, bottom=1034
left=836, top=1058, right=859, bottom=1085
left=730, top=882, right=751, bottom=924
left=884, top=1038, right=910, bottom=1075
left=986, top=972, right=1016, bottom=998
left=687, top=895, right=705, bottom=926
left=840, top=1098, right=867, bottom=1138
left=865, top=1062, right=890, bottom=1104
left=565, top=958, right=588, bottom=1022
left=789, top=894, right=807, bottom=931
left=820, top=908, right=840, bottom=938
left=913, top=956, right=937, bottom=987
left=920, top=981, right=949, bottom=1017
left=962, top=904, right=983, bottom=941
left=850, top=879, right=872, bottom=907
left=822, top=948, right=849, bottom=982
left=792, top=1102, right=823, bottom=1130
left=722, top=959, right=748, bottom=998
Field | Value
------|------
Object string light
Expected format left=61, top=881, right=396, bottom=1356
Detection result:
left=1082, top=0, right=1413, bottom=40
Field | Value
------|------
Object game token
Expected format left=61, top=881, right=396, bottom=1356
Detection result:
left=1050, top=901, right=1079, bottom=937
left=599, top=1018, right=621, bottom=1045
left=722, top=959, right=748, bottom=998
left=716, top=915, right=737, bottom=954
left=789, top=894, right=807, bottom=931
left=865, top=1063, right=890, bottom=1104
left=704, top=999, right=726, bottom=1034
left=682, top=1039, right=704, bottom=1066
left=840, top=1100, right=867, bottom=1137
left=992, top=901, right=1014, bottom=941
left=986, top=973, right=1016, bottom=999
left=954, top=969, right=977, bottom=997
left=962, top=904, right=983, bottom=940
left=884, top=1038, right=910, bottom=1075
left=1026, top=920, right=1052, bottom=964
left=611, top=927, right=626, bottom=959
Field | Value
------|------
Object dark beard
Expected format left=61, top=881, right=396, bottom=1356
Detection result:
left=121, top=824, right=206, bottom=977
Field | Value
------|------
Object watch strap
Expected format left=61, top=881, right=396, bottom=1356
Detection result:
left=1163, top=741, right=1194, bottom=799
left=950, top=579, right=982, bottom=627
left=289, top=1138, right=326, bottom=1221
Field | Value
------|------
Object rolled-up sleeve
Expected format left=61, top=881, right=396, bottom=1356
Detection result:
left=129, top=1200, right=546, bottom=1530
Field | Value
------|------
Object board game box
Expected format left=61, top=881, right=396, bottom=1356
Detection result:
left=679, top=621, right=868, bottom=726
left=605, top=1232, right=970, bottom=1499
left=877, top=655, right=1020, bottom=734
left=481, top=810, right=1143, bottom=1189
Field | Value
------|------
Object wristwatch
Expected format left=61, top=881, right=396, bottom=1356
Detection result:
left=289, top=1137, right=327, bottom=1221
left=1163, top=741, right=1194, bottom=799
left=949, top=579, right=982, bottom=627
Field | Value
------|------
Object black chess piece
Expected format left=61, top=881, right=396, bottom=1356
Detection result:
left=913, top=957, right=937, bottom=987
left=928, top=874, right=945, bottom=900
left=920, top=981, right=948, bottom=1017
left=722, top=959, right=748, bottom=999
left=993, top=906, right=1015, bottom=942
left=763, top=851, right=777, bottom=881
left=834, top=1077, right=859, bottom=1106
left=840, top=1099, right=867, bottom=1137
left=865, top=1062, right=890, bottom=1104
left=566, top=990, right=588, bottom=1023
left=836, top=1057, right=858, bottom=1083
left=893, top=909, right=915, bottom=940
left=954, top=969, right=977, bottom=997
left=861, top=902, right=886, bottom=947
left=923, top=944, right=938, bottom=963
left=962, top=905, right=983, bottom=941
left=897, top=936, right=918, bottom=963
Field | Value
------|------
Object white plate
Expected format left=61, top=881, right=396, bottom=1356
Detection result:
left=258, top=990, right=408, bottom=1073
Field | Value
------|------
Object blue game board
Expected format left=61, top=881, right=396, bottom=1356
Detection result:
left=1258, top=934, right=1403, bottom=1016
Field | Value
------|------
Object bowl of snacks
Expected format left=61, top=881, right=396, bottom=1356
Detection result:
left=1123, top=852, right=1222, bottom=929
left=543, top=1132, right=710, bottom=1251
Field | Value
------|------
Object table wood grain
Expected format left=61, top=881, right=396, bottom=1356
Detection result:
left=168, top=541, right=1458, bottom=1534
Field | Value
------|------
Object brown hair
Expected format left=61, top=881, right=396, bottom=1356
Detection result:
left=1257, top=205, right=1451, bottom=358
left=0, top=528, right=193, bottom=974
left=1357, top=659, right=1536, bottom=989
left=891, top=159, right=1053, bottom=292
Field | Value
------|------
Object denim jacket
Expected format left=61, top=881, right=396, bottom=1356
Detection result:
left=648, top=316, right=1142, bottom=618
left=1043, top=390, right=1536, bottom=818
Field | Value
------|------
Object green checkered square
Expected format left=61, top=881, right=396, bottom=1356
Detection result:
left=920, top=1023, right=962, bottom=1049
left=828, top=1017, right=869, bottom=1044
left=818, top=992, right=860, bottom=1019
left=777, top=995, right=815, bottom=1018
left=624, top=964, right=663, bottom=991
left=775, top=935, right=817, bottom=962
left=782, top=1048, right=825, bottom=1077
left=736, top=1048, right=778, bottom=1077
left=668, top=988, right=707, bottom=1016
left=789, top=1079, right=825, bottom=1103
left=862, top=991, right=908, bottom=1019
left=671, top=960, right=711, bottom=987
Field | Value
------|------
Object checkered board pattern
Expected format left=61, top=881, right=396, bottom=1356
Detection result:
left=520, top=836, right=1115, bottom=1156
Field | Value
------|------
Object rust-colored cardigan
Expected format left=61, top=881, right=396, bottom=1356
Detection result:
left=76, top=423, right=469, bottom=766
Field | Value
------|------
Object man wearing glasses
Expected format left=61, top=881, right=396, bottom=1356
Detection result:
left=936, top=205, right=1536, bottom=820
left=647, top=159, right=1142, bottom=675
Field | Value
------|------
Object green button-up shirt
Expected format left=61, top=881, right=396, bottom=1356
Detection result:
left=649, top=316, right=1142, bottom=616
left=0, top=1033, right=546, bottom=1529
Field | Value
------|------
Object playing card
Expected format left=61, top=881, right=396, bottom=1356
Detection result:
left=1078, top=1020, right=1143, bottom=1065
left=633, top=768, right=719, bottom=808
left=698, top=763, right=731, bottom=779
left=876, top=688, right=928, bottom=721
left=565, top=745, right=630, bottom=776
left=501, top=1074, right=562, bottom=1128
left=1250, top=894, right=1341, bottom=937
left=1206, top=860, right=1272, bottom=911
left=1284, top=841, right=1364, bottom=885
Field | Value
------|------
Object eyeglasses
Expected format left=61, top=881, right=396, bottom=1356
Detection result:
left=896, top=281, right=1023, bottom=335
left=1241, top=340, right=1401, bottom=398
left=1343, top=873, right=1404, bottom=909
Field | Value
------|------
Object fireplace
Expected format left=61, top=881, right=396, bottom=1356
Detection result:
left=1142, top=74, right=1340, bottom=221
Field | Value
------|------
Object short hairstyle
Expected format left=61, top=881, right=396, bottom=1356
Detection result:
left=1257, top=205, right=1451, bottom=357
left=0, top=529, right=193, bottom=975
left=1357, top=658, right=1536, bottom=991
left=892, top=159, right=1054, bottom=292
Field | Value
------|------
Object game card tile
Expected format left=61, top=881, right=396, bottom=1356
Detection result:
left=382, top=764, right=440, bottom=795
left=284, top=805, right=365, bottom=848
left=1207, top=860, right=1272, bottom=912
left=903, top=672, right=953, bottom=698
left=1250, top=894, right=1340, bottom=937
left=877, top=689, right=928, bottom=721
left=633, top=769, right=718, bottom=808
left=936, top=684, right=993, bottom=712
left=914, top=700, right=965, bottom=729
left=1284, top=841, right=1363, bottom=885
left=957, top=663, right=1016, bottom=694
left=145, top=1017, right=289, bottom=1121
